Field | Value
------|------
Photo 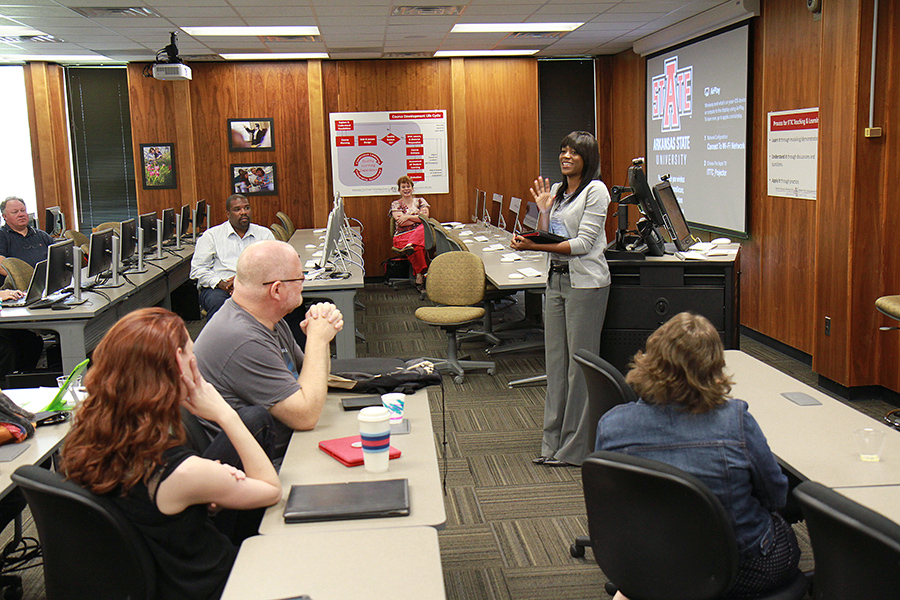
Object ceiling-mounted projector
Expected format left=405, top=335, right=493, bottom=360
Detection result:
left=153, top=63, right=192, bottom=81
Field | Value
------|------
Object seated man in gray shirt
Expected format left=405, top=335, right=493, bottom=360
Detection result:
left=194, top=240, right=343, bottom=458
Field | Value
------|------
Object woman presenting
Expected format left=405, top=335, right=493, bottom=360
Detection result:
left=511, top=131, right=611, bottom=467
left=597, top=313, right=800, bottom=599
left=61, top=307, right=281, bottom=600
left=390, top=175, right=431, bottom=289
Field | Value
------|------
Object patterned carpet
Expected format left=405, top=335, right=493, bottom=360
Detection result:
left=4, top=281, right=896, bottom=599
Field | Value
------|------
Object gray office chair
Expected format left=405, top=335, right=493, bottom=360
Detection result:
left=581, top=451, right=808, bottom=600
left=11, top=465, right=156, bottom=600
left=794, top=480, right=900, bottom=598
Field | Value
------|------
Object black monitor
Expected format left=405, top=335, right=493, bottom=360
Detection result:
left=44, top=206, right=64, bottom=236
left=472, top=189, right=484, bottom=224
left=489, top=193, right=503, bottom=227
left=161, top=207, right=175, bottom=245
left=139, top=212, right=157, bottom=253
left=179, top=204, right=191, bottom=237
left=652, top=179, right=697, bottom=252
left=87, top=228, right=114, bottom=279
left=522, top=202, right=539, bottom=230
left=45, top=238, right=74, bottom=296
left=195, top=200, right=207, bottom=232
left=626, top=162, right=664, bottom=229
left=120, top=218, right=137, bottom=262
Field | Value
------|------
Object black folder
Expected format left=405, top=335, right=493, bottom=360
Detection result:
left=283, top=478, right=410, bottom=523
left=521, top=229, right=566, bottom=244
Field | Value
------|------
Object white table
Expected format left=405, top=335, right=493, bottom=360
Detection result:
left=221, top=527, right=446, bottom=600
left=725, top=350, right=900, bottom=489
left=258, top=388, right=446, bottom=534
left=0, top=421, right=69, bottom=500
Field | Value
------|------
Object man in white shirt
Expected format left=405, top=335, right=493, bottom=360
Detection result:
left=190, top=194, right=274, bottom=318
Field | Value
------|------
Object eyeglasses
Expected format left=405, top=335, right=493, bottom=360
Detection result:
left=262, top=277, right=305, bottom=286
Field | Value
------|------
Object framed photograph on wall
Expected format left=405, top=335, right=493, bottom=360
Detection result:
left=228, top=118, right=274, bottom=151
left=232, top=163, right=277, bottom=196
left=140, top=143, right=176, bottom=189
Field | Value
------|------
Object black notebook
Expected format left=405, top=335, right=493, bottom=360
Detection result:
left=283, top=478, right=410, bottom=523
left=521, top=229, right=566, bottom=244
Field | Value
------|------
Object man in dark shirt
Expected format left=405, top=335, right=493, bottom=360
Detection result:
left=0, top=196, right=54, bottom=277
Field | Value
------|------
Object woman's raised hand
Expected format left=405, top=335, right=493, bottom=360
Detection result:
left=529, top=176, right=553, bottom=211
left=181, top=356, right=230, bottom=423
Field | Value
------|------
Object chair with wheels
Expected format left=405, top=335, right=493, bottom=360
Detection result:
left=794, top=480, right=900, bottom=598
left=569, top=351, right=637, bottom=556
left=386, top=217, right=416, bottom=290
left=414, top=251, right=495, bottom=384
left=11, top=464, right=156, bottom=600
left=580, top=451, right=808, bottom=600
left=0, top=258, right=32, bottom=291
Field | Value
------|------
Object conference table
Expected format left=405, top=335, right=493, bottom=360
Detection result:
left=258, top=387, right=446, bottom=535
left=221, top=527, right=446, bottom=600
left=0, top=243, right=194, bottom=373
left=724, top=350, right=900, bottom=522
left=287, top=228, right=365, bottom=359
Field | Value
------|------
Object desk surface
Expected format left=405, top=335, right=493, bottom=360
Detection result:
left=221, top=527, right=446, bottom=600
left=834, top=486, right=900, bottom=524
left=0, top=421, right=69, bottom=500
left=258, top=388, right=446, bottom=534
left=288, top=228, right=365, bottom=291
left=725, top=350, right=900, bottom=488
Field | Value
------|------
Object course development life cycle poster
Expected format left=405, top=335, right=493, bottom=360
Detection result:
left=329, top=110, right=449, bottom=197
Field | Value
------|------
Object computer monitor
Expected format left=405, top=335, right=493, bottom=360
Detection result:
left=652, top=179, right=697, bottom=252
left=472, top=189, right=484, bottom=224
left=44, top=206, right=65, bottom=236
left=318, top=209, right=342, bottom=270
left=161, top=207, right=175, bottom=245
left=509, top=197, right=523, bottom=233
left=119, top=218, right=137, bottom=262
left=139, top=211, right=157, bottom=254
left=489, top=193, right=504, bottom=227
left=522, top=202, right=540, bottom=230
left=87, top=227, right=114, bottom=280
left=626, top=162, right=663, bottom=229
left=179, top=204, right=191, bottom=237
left=195, top=200, right=207, bottom=232
left=45, top=238, right=74, bottom=296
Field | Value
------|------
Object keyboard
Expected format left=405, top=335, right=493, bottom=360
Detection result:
left=28, top=292, right=71, bottom=310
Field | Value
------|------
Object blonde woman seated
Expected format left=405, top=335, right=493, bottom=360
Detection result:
left=61, top=307, right=281, bottom=600
left=596, top=312, right=800, bottom=599
left=390, top=175, right=430, bottom=288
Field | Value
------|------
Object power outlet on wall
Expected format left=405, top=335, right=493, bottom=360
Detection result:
left=825, top=316, right=831, bottom=336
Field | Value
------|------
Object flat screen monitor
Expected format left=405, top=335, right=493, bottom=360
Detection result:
left=44, top=206, right=64, bottom=236
left=120, top=218, right=137, bottom=262
left=626, top=161, right=665, bottom=230
left=45, top=238, right=74, bottom=296
left=195, top=200, right=207, bottom=232
left=522, top=202, right=540, bottom=230
left=472, top=189, right=484, bottom=224
left=87, top=228, right=114, bottom=279
left=139, top=212, right=157, bottom=253
left=489, top=193, right=504, bottom=227
left=161, top=207, right=175, bottom=245
left=318, top=210, right=341, bottom=270
left=179, top=204, right=191, bottom=237
left=509, top=197, right=523, bottom=232
left=652, top=179, right=697, bottom=252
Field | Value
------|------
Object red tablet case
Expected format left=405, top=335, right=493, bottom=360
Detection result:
left=318, top=435, right=401, bottom=467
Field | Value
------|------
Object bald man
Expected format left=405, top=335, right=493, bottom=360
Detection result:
left=194, top=240, right=343, bottom=458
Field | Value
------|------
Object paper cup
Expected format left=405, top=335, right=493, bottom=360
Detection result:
left=381, top=393, right=406, bottom=424
left=358, top=406, right=391, bottom=472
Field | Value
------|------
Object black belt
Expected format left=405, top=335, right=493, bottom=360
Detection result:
left=549, top=262, right=569, bottom=274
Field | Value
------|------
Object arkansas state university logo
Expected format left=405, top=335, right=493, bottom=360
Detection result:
left=651, top=56, right=693, bottom=133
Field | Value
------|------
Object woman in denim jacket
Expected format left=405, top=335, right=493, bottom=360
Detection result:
left=596, top=312, right=800, bottom=599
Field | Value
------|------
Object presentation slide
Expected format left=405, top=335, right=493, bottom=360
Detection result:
left=645, top=24, right=749, bottom=236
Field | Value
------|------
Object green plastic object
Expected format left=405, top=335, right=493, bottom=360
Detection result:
left=43, top=358, right=90, bottom=412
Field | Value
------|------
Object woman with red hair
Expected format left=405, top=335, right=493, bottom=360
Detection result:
left=61, top=307, right=281, bottom=600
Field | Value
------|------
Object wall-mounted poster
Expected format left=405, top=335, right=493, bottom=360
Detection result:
left=232, top=163, right=276, bottom=196
left=767, top=108, right=818, bottom=200
left=140, top=143, right=176, bottom=189
left=329, top=110, right=449, bottom=197
left=229, top=118, right=274, bottom=151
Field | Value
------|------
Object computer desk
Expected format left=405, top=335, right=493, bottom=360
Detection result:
left=221, top=527, right=446, bottom=600
left=0, top=421, right=70, bottom=501
left=287, top=229, right=364, bottom=359
left=0, top=244, right=194, bottom=373
left=258, top=387, right=446, bottom=534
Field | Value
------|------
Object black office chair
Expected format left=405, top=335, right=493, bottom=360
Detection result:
left=181, top=407, right=212, bottom=455
left=794, top=480, right=900, bottom=598
left=581, top=451, right=808, bottom=600
left=11, top=465, right=156, bottom=600
left=569, top=350, right=637, bottom=557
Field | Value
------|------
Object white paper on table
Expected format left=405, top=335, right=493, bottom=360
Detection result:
left=517, top=267, right=543, bottom=277
left=3, top=387, right=68, bottom=412
left=457, top=230, right=472, bottom=236
left=305, top=244, right=317, bottom=249
left=484, top=244, right=506, bottom=252
left=313, top=229, right=326, bottom=234
left=442, top=221, right=462, bottom=227
left=689, top=242, right=717, bottom=252
left=473, top=235, right=490, bottom=242
left=312, top=251, right=323, bottom=257
left=500, top=253, right=521, bottom=262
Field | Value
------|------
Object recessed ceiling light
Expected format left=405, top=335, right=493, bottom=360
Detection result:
left=0, top=26, right=46, bottom=37
left=451, top=23, right=582, bottom=34
left=219, top=52, right=329, bottom=60
left=183, top=26, right=319, bottom=37
left=433, top=50, right=539, bottom=57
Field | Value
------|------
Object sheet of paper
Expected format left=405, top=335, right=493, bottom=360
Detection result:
left=517, top=267, right=543, bottom=277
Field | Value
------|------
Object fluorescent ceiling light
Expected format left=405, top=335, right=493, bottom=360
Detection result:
left=0, top=26, right=45, bottom=36
left=220, top=52, right=329, bottom=60
left=183, top=26, right=319, bottom=37
left=451, top=23, right=582, bottom=33
left=434, top=49, right=538, bottom=57
left=0, top=54, right=114, bottom=63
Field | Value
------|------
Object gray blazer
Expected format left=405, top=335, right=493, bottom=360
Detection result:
left=547, top=179, right=611, bottom=289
